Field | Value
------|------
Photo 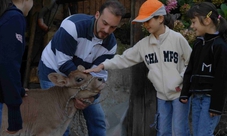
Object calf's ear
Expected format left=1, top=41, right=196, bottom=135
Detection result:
left=48, top=73, right=68, bottom=87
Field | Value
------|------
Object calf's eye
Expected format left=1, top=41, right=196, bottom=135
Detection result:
left=75, top=78, right=84, bottom=82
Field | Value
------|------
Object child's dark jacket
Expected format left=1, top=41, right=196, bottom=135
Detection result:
left=180, top=33, right=227, bottom=115
left=0, top=4, right=26, bottom=131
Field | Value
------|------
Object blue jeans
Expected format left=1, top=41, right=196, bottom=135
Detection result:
left=39, top=79, right=106, bottom=136
left=156, top=98, right=191, bottom=136
left=191, top=94, right=221, bottom=136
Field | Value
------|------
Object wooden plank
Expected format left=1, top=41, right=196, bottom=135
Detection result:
left=101, top=0, right=106, bottom=5
left=84, top=0, right=90, bottom=14
left=144, top=77, right=157, bottom=135
left=23, top=11, right=38, bottom=87
left=77, top=1, right=84, bottom=13
left=131, top=0, right=145, bottom=45
left=129, top=63, right=146, bottom=135
left=124, top=0, right=131, bottom=14
left=95, top=0, right=101, bottom=12
left=126, top=63, right=156, bottom=135
left=89, top=0, right=96, bottom=15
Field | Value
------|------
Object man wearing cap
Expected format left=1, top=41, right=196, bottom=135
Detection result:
left=84, top=0, right=192, bottom=136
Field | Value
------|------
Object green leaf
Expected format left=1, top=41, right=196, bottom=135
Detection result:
left=220, top=4, right=227, bottom=19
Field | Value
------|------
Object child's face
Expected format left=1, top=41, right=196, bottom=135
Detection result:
left=23, top=0, right=33, bottom=16
left=190, top=17, right=206, bottom=37
left=143, top=16, right=165, bottom=37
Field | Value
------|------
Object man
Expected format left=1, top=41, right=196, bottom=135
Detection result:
left=38, top=0, right=125, bottom=136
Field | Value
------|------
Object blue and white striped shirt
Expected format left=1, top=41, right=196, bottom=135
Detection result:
left=38, top=14, right=117, bottom=81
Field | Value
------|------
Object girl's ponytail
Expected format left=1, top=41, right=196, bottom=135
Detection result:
left=218, top=16, right=227, bottom=42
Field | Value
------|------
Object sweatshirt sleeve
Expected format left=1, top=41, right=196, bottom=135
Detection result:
left=7, top=105, right=23, bottom=131
left=179, top=36, right=192, bottom=77
left=209, top=42, right=227, bottom=114
left=0, top=14, right=25, bottom=131
left=103, top=42, right=143, bottom=70
left=180, top=45, right=195, bottom=100
left=0, top=14, right=25, bottom=104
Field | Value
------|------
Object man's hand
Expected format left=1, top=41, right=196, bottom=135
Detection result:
left=74, top=97, right=95, bottom=110
left=6, top=129, right=20, bottom=134
left=84, top=64, right=104, bottom=73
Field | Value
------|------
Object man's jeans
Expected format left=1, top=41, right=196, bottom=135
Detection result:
left=39, top=79, right=106, bottom=136
left=156, top=98, right=191, bottom=136
left=192, top=94, right=221, bottom=136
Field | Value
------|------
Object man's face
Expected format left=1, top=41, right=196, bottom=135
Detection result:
left=94, top=8, right=122, bottom=39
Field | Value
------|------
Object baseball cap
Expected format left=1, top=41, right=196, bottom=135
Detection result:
left=132, top=0, right=166, bottom=24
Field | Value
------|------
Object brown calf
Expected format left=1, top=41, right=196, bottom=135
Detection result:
left=0, top=65, right=105, bottom=136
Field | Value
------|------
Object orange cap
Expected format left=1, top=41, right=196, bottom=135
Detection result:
left=132, top=0, right=166, bottom=24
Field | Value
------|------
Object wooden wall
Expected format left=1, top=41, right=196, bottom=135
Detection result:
left=76, top=0, right=131, bottom=15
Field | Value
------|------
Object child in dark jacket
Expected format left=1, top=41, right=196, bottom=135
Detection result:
left=0, top=0, right=33, bottom=134
left=179, top=2, right=227, bottom=136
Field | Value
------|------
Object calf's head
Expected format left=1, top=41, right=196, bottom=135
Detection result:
left=48, top=65, right=106, bottom=99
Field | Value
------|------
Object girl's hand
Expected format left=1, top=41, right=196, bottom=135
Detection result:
left=84, top=64, right=104, bottom=73
left=180, top=98, right=188, bottom=104
left=210, top=112, right=218, bottom=117
left=175, top=86, right=181, bottom=92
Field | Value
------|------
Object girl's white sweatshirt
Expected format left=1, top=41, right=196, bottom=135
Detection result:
left=103, top=27, right=192, bottom=100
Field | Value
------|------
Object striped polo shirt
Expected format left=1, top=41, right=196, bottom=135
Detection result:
left=38, top=14, right=117, bottom=81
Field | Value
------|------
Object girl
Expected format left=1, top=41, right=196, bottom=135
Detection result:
left=85, top=0, right=192, bottom=135
left=179, top=2, right=227, bottom=136
left=0, top=0, right=33, bottom=134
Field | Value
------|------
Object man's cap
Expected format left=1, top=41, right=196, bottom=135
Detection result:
left=132, top=0, right=166, bottom=24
